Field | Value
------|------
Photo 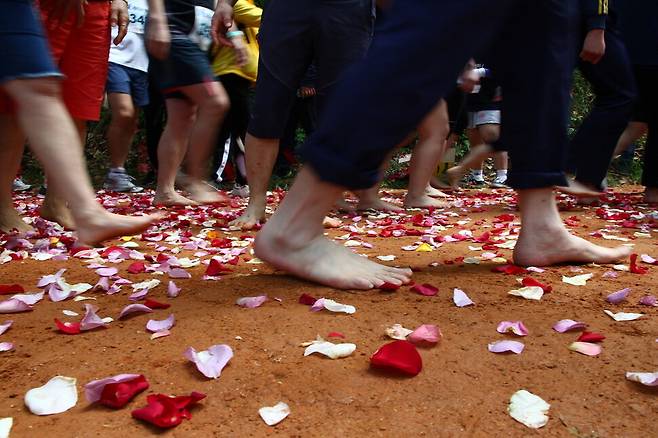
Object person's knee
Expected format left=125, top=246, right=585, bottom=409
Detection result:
left=203, top=92, right=230, bottom=117
left=479, top=125, right=500, bottom=144
left=9, top=78, right=62, bottom=102
left=112, top=104, right=137, bottom=127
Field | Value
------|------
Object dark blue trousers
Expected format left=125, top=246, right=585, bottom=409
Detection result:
left=570, top=27, right=637, bottom=190
left=302, top=0, right=577, bottom=190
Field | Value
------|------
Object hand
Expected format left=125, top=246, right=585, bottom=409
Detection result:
left=299, top=86, right=316, bottom=98
left=458, top=69, right=480, bottom=93
left=146, top=14, right=170, bottom=60
left=41, top=0, right=86, bottom=26
left=230, top=36, right=249, bottom=67
left=110, top=0, right=130, bottom=45
left=580, top=29, right=606, bottom=64
left=211, top=1, right=234, bottom=46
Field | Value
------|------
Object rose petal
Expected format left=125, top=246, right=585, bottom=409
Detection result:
left=521, top=277, right=552, bottom=293
left=150, top=330, right=170, bottom=340
left=370, top=340, right=422, bottom=376
left=453, top=288, right=474, bottom=307
left=0, top=298, right=32, bottom=314
left=488, top=340, right=524, bottom=354
left=54, top=319, right=81, bottom=334
left=11, top=292, right=44, bottom=306
left=131, top=392, right=205, bottom=428
left=85, top=374, right=149, bottom=408
left=606, top=288, right=631, bottom=304
left=96, top=267, right=118, bottom=277
left=184, top=344, right=233, bottom=379
left=0, top=284, right=24, bottom=295
left=144, top=299, right=171, bottom=309
left=577, top=331, right=606, bottom=343
left=629, top=253, right=649, bottom=274
left=146, top=314, right=175, bottom=333
left=562, top=273, right=594, bottom=286
left=496, top=321, right=529, bottom=336
left=508, top=286, right=544, bottom=301
left=508, top=390, right=550, bottom=429
left=385, top=324, right=413, bottom=340
left=378, top=282, right=400, bottom=291
left=127, top=262, right=146, bottom=274
left=167, top=281, right=181, bottom=298
left=168, top=268, right=191, bottom=279
left=492, top=265, right=526, bottom=275
left=258, top=402, right=291, bottom=426
left=80, top=304, right=107, bottom=331
left=0, top=320, right=13, bottom=336
left=0, top=417, right=12, bottom=437
left=118, top=304, right=153, bottom=319
left=568, top=341, right=602, bottom=356
left=298, top=293, right=317, bottom=305
left=310, top=298, right=356, bottom=314
left=625, top=371, right=658, bottom=387
left=0, top=342, right=14, bottom=352
left=638, top=295, right=657, bottom=306
left=604, top=309, right=643, bottom=321
left=407, top=324, right=441, bottom=346
left=24, top=376, right=78, bottom=415
left=304, top=340, right=356, bottom=359
left=236, top=295, right=267, bottom=308
left=552, top=319, right=587, bottom=333
left=410, top=283, right=438, bottom=296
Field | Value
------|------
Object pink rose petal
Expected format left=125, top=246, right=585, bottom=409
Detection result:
left=184, top=344, right=233, bottom=379
left=496, top=321, right=529, bottom=336
left=93, top=277, right=110, bottom=292
left=37, top=269, right=66, bottom=288
left=146, top=314, right=175, bottom=333
left=639, top=295, right=657, bottom=306
left=150, top=330, right=170, bottom=340
left=625, top=371, right=658, bottom=387
left=168, top=268, right=191, bottom=279
left=84, top=373, right=143, bottom=403
left=0, top=320, right=13, bottom=336
left=80, top=304, right=107, bottom=331
left=11, top=292, right=44, bottom=306
left=488, top=340, right=524, bottom=354
left=236, top=296, right=267, bottom=308
left=129, top=289, right=149, bottom=301
left=640, top=254, right=657, bottom=265
left=602, top=271, right=619, bottom=279
left=167, top=281, right=181, bottom=298
left=606, top=288, right=631, bottom=304
left=96, top=267, right=118, bottom=277
left=568, top=341, right=601, bottom=356
left=0, top=298, right=32, bottom=314
left=410, top=283, right=438, bottom=296
left=310, top=298, right=326, bottom=312
left=119, top=304, right=153, bottom=319
left=46, top=284, right=71, bottom=302
left=0, top=342, right=14, bottom=352
left=453, top=288, right=474, bottom=307
left=553, top=319, right=587, bottom=333
left=407, top=324, right=441, bottom=346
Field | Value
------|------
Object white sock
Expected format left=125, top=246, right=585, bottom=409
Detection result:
left=496, top=169, right=508, bottom=178
left=110, top=167, right=125, bottom=173
left=471, top=169, right=484, bottom=180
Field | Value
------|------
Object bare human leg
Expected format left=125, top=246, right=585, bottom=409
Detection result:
left=404, top=99, right=450, bottom=208
left=4, top=78, right=158, bottom=246
left=107, top=92, right=138, bottom=169
left=229, top=134, right=279, bottom=229
left=255, top=166, right=413, bottom=289
left=153, top=97, right=198, bottom=206
left=181, top=81, right=230, bottom=204
left=513, top=188, right=631, bottom=266
left=613, top=121, right=647, bottom=157
left=0, top=114, right=33, bottom=233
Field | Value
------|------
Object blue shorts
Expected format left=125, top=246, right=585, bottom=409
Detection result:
left=106, top=62, right=149, bottom=107
left=0, top=0, right=61, bottom=85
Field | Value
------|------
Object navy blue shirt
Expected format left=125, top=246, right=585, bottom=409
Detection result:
left=617, top=0, right=658, bottom=65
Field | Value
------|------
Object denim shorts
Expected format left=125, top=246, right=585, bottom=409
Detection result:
left=106, top=62, right=150, bottom=107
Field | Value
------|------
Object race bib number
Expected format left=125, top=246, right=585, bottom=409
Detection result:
left=128, top=3, right=148, bottom=34
left=189, top=6, right=214, bottom=51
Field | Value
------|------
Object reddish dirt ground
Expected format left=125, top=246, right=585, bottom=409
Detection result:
left=0, top=187, right=656, bottom=437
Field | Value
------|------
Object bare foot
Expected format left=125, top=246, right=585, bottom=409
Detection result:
left=40, top=196, right=75, bottom=230
left=555, top=179, right=602, bottom=198
left=445, top=166, right=464, bottom=188
left=513, top=225, right=632, bottom=266
left=334, top=197, right=356, bottom=213
left=357, top=198, right=403, bottom=212
left=229, top=202, right=266, bottom=230
left=184, top=180, right=228, bottom=204
left=430, top=175, right=455, bottom=191
left=152, top=191, right=198, bottom=207
left=424, top=184, right=449, bottom=198
left=76, top=211, right=162, bottom=247
left=323, top=216, right=342, bottom=228
left=644, top=187, right=658, bottom=203
left=404, top=194, right=449, bottom=209
left=255, top=226, right=413, bottom=290
left=0, top=207, right=33, bottom=233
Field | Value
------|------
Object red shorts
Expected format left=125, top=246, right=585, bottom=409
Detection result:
left=39, top=0, right=111, bottom=121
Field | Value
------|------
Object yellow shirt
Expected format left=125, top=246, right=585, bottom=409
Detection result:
left=212, top=0, right=261, bottom=83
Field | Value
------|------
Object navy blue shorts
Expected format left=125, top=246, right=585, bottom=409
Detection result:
left=106, top=62, right=149, bottom=107
left=248, top=0, right=374, bottom=139
left=0, top=0, right=61, bottom=85
left=148, top=37, right=214, bottom=100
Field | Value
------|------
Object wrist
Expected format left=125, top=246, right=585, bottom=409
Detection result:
left=227, top=30, right=244, bottom=39
left=111, top=0, right=129, bottom=5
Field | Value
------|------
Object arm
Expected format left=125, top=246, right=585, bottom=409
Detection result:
left=579, top=0, right=607, bottom=64
left=212, top=0, right=238, bottom=46
left=146, top=0, right=170, bottom=60
left=233, top=0, right=262, bottom=27
left=110, top=0, right=130, bottom=45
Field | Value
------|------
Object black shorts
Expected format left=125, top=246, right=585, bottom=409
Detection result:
left=445, top=88, right=467, bottom=136
left=148, top=37, right=214, bottom=99
left=248, top=0, right=374, bottom=139
left=631, top=65, right=657, bottom=123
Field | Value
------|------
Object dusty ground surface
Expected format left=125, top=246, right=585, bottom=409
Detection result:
left=0, top=186, right=656, bottom=437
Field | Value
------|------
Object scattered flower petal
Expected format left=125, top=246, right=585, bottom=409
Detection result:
left=629, top=253, right=648, bottom=274
left=0, top=342, right=13, bottom=352
left=569, top=341, right=602, bottom=356
left=310, top=298, right=356, bottom=314
left=625, top=371, right=658, bottom=387
left=54, top=319, right=81, bottom=334
left=453, top=288, right=474, bottom=307
left=144, top=299, right=170, bottom=309
left=639, top=295, right=657, bottom=306
left=370, top=340, right=422, bottom=376
left=298, top=293, right=317, bottom=305
left=606, top=288, right=631, bottom=304
left=0, top=320, right=13, bottom=336
left=146, top=314, right=175, bottom=332
left=167, top=281, right=181, bottom=298
left=508, top=286, right=544, bottom=301
left=131, top=392, right=205, bottom=428
left=236, top=295, right=267, bottom=308
left=119, top=304, right=153, bottom=319
left=521, top=277, right=552, bottom=293
left=577, top=331, right=605, bottom=343
left=304, top=339, right=356, bottom=359
left=603, top=310, right=643, bottom=321
left=496, top=321, right=528, bottom=337
left=562, top=273, right=593, bottom=286
left=0, top=284, right=24, bottom=295
left=24, top=376, right=78, bottom=415
left=552, top=319, right=587, bottom=333
left=80, top=304, right=108, bottom=331
left=0, top=417, right=12, bottom=438
left=488, top=340, right=524, bottom=354
left=96, top=267, right=118, bottom=277
left=508, top=390, right=550, bottom=429
left=85, top=374, right=149, bottom=408
left=150, top=330, right=170, bottom=340
left=410, top=283, right=438, bottom=296
left=0, top=298, right=32, bottom=314
left=407, top=324, right=441, bottom=346
left=258, top=402, right=291, bottom=426
left=184, top=344, right=233, bottom=379
left=385, top=324, right=413, bottom=340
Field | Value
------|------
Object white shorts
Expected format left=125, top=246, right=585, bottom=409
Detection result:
left=467, top=110, right=501, bottom=129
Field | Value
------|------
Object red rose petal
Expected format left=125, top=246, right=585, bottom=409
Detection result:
left=0, top=284, right=24, bottom=295
left=327, top=332, right=345, bottom=338
left=370, top=340, right=423, bottom=376
left=379, top=282, right=400, bottom=291
left=298, top=293, right=317, bottom=306
left=491, top=264, right=526, bottom=275
left=577, top=331, right=606, bottom=343
left=521, top=277, right=552, bottom=293
left=54, top=318, right=81, bottom=335
left=100, top=375, right=150, bottom=409
left=205, top=259, right=232, bottom=276
left=410, top=283, right=438, bottom=296
left=629, top=253, right=648, bottom=274
left=144, top=299, right=171, bottom=310
left=132, top=392, right=205, bottom=429
left=127, top=262, right=147, bottom=274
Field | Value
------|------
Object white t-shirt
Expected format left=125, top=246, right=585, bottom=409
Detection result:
left=109, top=0, right=149, bottom=72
